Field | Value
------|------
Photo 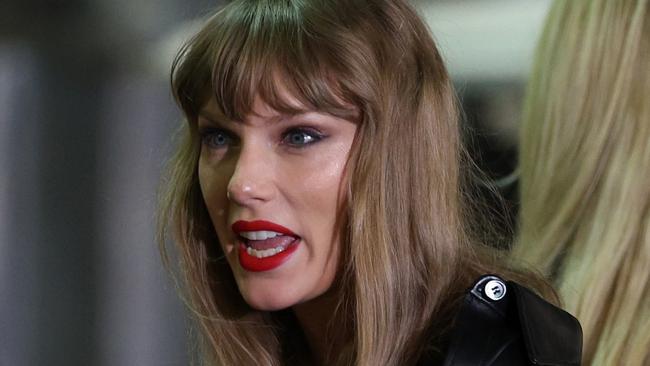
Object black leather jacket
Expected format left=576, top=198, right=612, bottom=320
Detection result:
left=420, top=275, right=583, bottom=365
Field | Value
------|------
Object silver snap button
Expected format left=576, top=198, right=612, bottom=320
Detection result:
left=484, top=279, right=507, bottom=301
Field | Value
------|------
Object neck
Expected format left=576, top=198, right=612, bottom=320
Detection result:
left=292, top=289, right=344, bottom=365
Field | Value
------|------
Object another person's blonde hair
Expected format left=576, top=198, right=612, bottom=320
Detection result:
left=514, top=0, right=650, bottom=364
left=159, top=0, right=552, bottom=365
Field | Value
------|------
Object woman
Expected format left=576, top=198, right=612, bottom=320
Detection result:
left=159, top=0, right=581, bottom=364
left=513, top=0, right=649, bottom=365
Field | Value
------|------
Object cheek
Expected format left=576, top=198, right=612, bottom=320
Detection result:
left=302, top=164, right=344, bottom=213
left=307, top=144, right=349, bottom=205
left=198, top=159, right=231, bottom=231
left=287, top=146, right=349, bottom=242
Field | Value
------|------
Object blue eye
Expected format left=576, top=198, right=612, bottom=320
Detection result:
left=199, top=128, right=234, bottom=149
left=283, top=128, right=323, bottom=147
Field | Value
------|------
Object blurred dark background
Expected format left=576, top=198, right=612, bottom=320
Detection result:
left=0, top=1, right=550, bottom=365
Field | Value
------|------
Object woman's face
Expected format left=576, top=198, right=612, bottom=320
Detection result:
left=197, top=95, right=357, bottom=311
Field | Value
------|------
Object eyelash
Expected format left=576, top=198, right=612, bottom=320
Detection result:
left=282, top=127, right=325, bottom=148
left=198, top=127, right=236, bottom=149
left=197, top=126, right=326, bottom=150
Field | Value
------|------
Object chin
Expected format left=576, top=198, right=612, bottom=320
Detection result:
left=229, top=248, right=338, bottom=312
left=239, top=283, right=304, bottom=311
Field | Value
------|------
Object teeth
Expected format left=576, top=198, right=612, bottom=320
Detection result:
left=240, top=230, right=283, bottom=241
left=246, top=246, right=287, bottom=258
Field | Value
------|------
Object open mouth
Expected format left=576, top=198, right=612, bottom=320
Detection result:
left=240, top=230, right=299, bottom=258
left=232, top=220, right=301, bottom=272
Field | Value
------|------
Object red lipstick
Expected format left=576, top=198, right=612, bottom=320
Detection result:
left=232, top=220, right=300, bottom=272
left=232, top=220, right=297, bottom=236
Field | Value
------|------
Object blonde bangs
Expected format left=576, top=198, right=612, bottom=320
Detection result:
left=172, top=2, right=359, bottom=125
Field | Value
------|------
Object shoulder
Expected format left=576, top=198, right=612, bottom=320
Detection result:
left=425, top=275, right=583, bottom=366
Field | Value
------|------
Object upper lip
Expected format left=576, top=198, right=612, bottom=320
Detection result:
left=231, top=220, right=298, bottom=237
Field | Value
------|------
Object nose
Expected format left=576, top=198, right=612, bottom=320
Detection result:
left=227, top=143, right=275, bottom=206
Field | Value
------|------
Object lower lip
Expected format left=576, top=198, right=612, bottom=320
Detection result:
left=238, top=239, right=300, bottom=272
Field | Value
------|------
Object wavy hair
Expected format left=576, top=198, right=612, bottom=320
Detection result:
left=513, top=0, right=650, bottom=364
left=159, top=0, right=550, bottom=364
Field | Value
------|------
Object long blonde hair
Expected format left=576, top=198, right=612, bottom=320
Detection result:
left=514, top=0, right=650, bottom=364
left=159, top=0, right=550, bottom=365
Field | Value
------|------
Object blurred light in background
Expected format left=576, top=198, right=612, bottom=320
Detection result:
left=0, top=1, right=551, bottom=365
left=420, top=0, right=551, bottom=82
